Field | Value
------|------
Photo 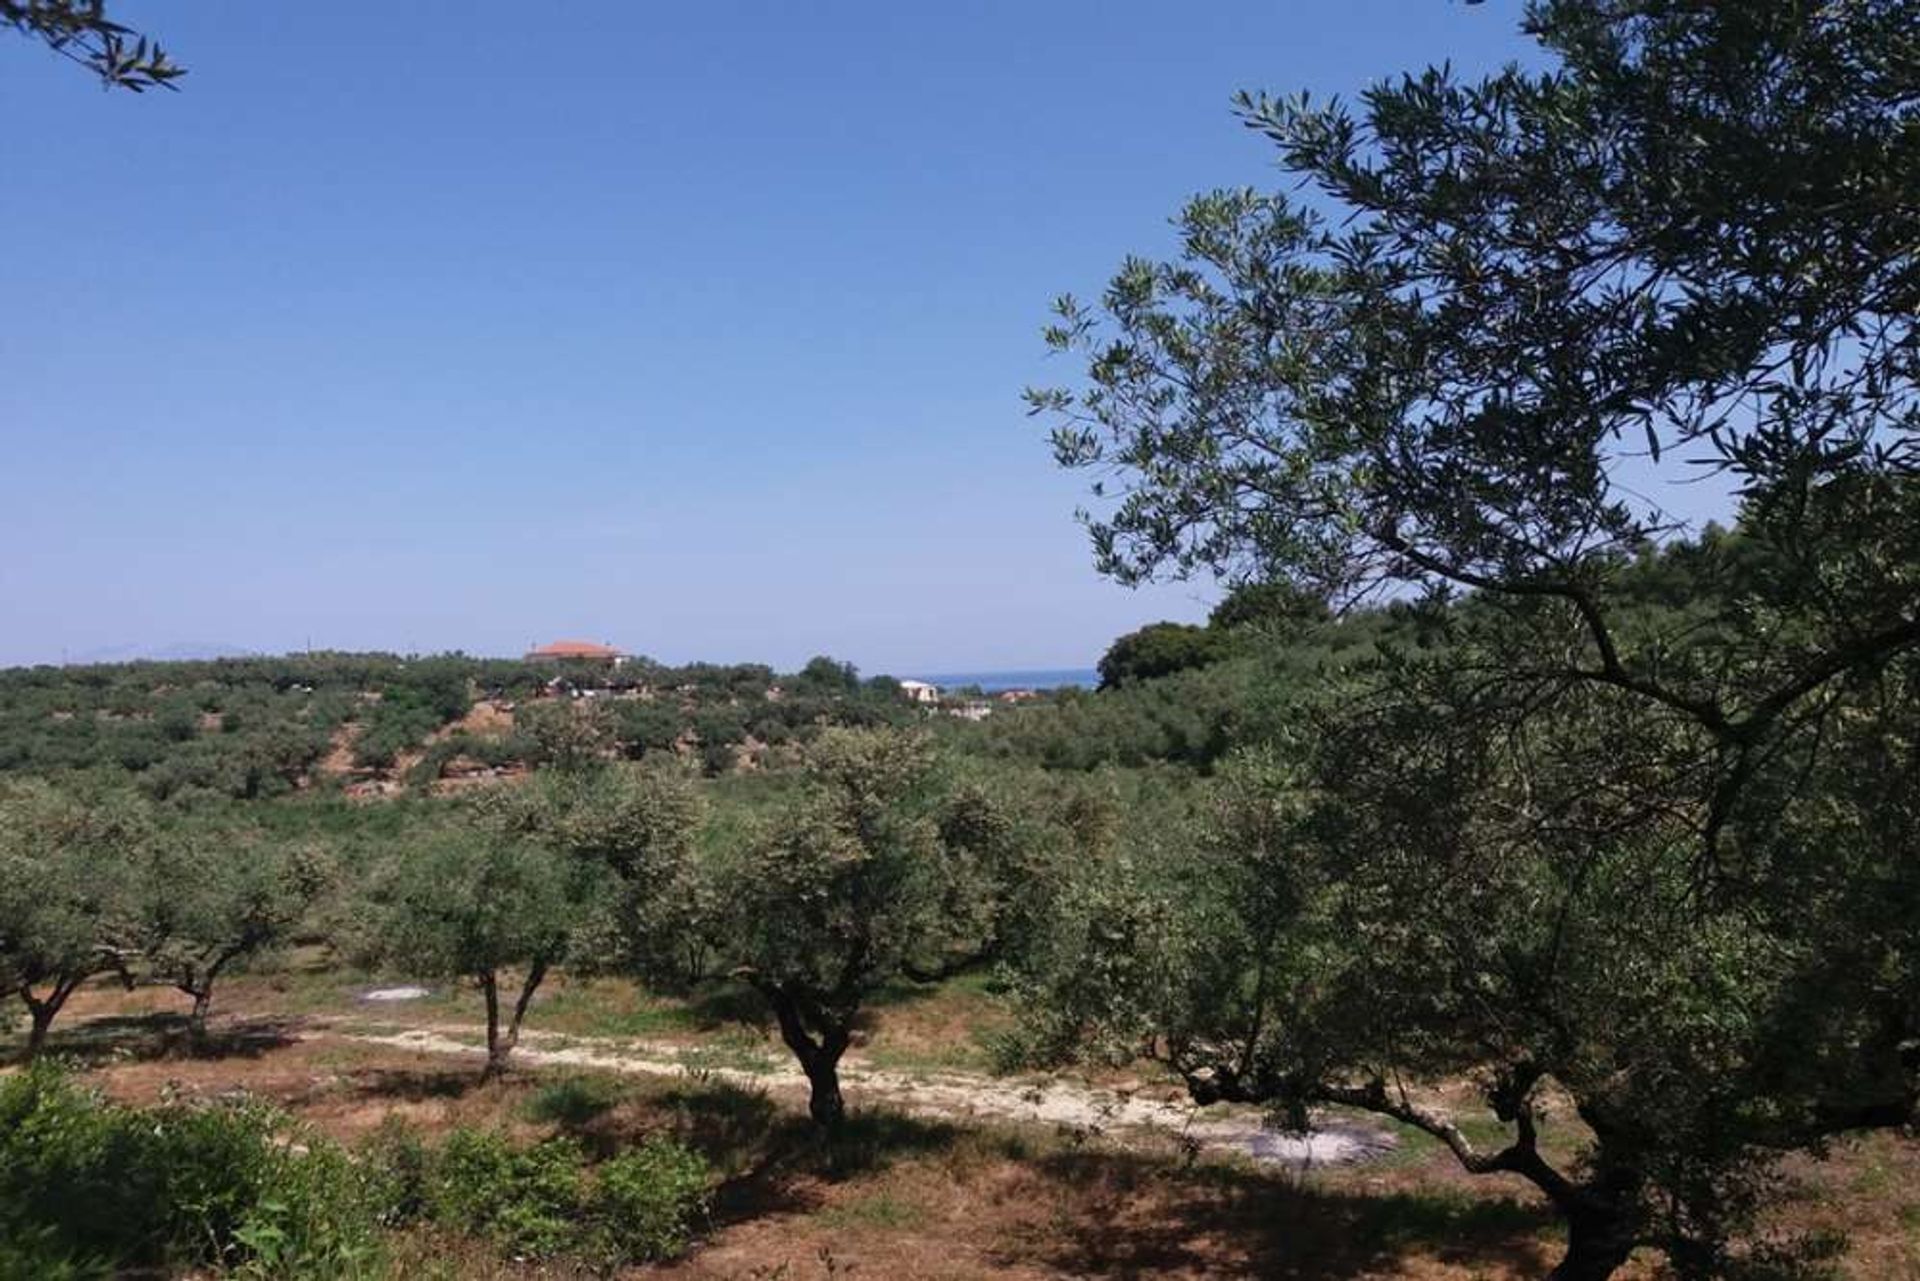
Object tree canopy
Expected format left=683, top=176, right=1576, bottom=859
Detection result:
left=1025, top=2, right=1919, bottom=1277
left=0, top=780, right=153, bottom=1055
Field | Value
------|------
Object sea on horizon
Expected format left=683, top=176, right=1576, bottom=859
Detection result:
left=911, top=668, right=1097, bottom=693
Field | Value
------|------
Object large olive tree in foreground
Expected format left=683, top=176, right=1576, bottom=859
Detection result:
left=1025, top=2, right=1917, bottom=1277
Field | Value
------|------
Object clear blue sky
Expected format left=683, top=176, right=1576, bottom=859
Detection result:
left=2, top=1, right=1545, bottom=674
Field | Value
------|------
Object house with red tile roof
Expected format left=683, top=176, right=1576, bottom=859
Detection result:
left=524, top=639, right=627, bottom=664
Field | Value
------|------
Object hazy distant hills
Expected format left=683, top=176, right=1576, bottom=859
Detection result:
left=68, top=642, right=262, bottom=664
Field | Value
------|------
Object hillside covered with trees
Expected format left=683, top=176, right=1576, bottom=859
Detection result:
left=0, top=652, right=923, bottom=800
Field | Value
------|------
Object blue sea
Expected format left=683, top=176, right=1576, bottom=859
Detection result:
left=913, top=668, right=1098, bottom=692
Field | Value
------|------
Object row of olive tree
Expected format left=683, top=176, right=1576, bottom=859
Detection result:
left=357, top=730, right=1076, bottom=1118
left=4, top=728, right=1075, bottom=1116
left=0, top=781, right=324, bottom=1055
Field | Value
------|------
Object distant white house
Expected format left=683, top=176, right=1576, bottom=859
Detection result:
left=898, top=679, right=940, bottom=705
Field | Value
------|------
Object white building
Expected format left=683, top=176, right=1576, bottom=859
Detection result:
left=898, top=679, right=940, bottom=705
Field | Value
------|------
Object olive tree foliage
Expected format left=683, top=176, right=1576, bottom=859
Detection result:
left=705, top=729, right=1020, bottom=1125
left=374, top=763, right=706, bottom=1076
left=136, top=829, right=330, bottom=1040
left=513, top=698, right=618, bottom=773
left=1023, top=3, right=1918, bottom=1278
left=909, top=760, right=1078, bottom=983
left=0, top=781, right=151, bottom=1057
left=2, top=1, right=183, bottom=89
left=377, top=829, right=599, bottom=1078
left=481, top=760, right=709, bottom=979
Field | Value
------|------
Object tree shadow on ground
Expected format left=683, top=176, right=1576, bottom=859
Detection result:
left=339, top=1064, right=492, bottom=1103
left=997, top=1147, right=1558, bottom=1279
left=3, top=1012, right=301, bottom=1068
left=486, top=1067, right=1562, bottom=1279
left=648, top=1079, right=964, bottom=1227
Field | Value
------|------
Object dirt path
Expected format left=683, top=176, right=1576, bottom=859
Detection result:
left=322, top=1019, right=1396, bottom=1170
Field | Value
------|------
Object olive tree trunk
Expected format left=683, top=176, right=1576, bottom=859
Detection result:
left=1295, top=1078, right=1647, bottom=1281
left=180, top=947, right=242, bottom=1050
left=189, top=987, right=214, bottom=1034
left=479, top=959, right=550, bottom=1079
left=765, top=987, right=851, bottom=1126
left=1546, top=1204, right=1640, bottom=1281
left=18, top=977, right=84, bottom=1061
left=24, top=1001, right=58, bottom=1058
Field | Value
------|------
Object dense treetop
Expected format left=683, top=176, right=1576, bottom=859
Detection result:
left=1024, top=2, right=1918, bottom=1277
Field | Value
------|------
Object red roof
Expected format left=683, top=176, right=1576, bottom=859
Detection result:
left=526, top=639, right=624, bottom=659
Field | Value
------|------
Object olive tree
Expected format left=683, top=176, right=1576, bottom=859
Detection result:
left=480, top=759, right=707, bottom=967
left=707, top=728, right=952, bottom=1124
left=0, top=781, right=151, bottom=1057
left=513, top=699, right=617, bottom=774
left=138, top=830, right=328, bottom=1042
left=379, top=829, right=598, bottom=1077
left=1025, top=2, right=1918, bottom=1276
left=379, top=762, right=706, bottom=1076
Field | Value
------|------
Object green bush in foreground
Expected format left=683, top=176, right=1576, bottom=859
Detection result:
left=418, top=1125, right=710, bottom=1266
left=428, top=1129, right=586, bottom=1258
left=0, top=1065, right=382, bottom=1279
left=587, top=1138, right=713, bottom=1265
left=0, top=1068, right=711, bottom=1278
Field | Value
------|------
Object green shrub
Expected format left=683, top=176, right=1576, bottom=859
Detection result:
left=585, top=1137, right=710, bottom=1265
left=0, top=1066, right=381, bottom=1278
left=362, top=1117, right=434, bottom=1227
left=428, top=1129, right=585, bottom=1258
left=0, top=1222, right=107, bottom=1281
left=418, top=1124, right=708, bottom=1266
left=0, top=1071, right=706, bottom=1275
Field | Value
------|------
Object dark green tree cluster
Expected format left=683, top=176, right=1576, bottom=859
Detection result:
left=352, top=658, right=475, bottom=769
left=0, top=664, right=334, bottom=801
left=951, top=602, right=1435, bottom=772
left=1095, top=621, right=1226, bottom=689
left=1097, top=582, right=1334, bottom=690
left=1023, top=1, right=1919, bottom=1276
